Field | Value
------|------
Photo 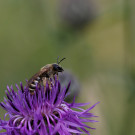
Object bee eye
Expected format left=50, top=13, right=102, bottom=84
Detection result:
left=58, top=67, right=62, bottom=70
left=57, top=66, right=64, bottom=72
left=53, top=64, right=58, bottom=70
left=53, top=64, right=63, bottom=72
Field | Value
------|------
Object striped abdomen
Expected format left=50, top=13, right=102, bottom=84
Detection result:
left=28, top=77, right=41, bottom=93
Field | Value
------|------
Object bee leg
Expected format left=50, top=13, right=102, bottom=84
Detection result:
left=54, top=73, right=58, bottom=81
left=48, top=78, right=52, bottom=90
left=43, top=77, right=52, bottom=90
left=43, top=77, right=47, bottom=88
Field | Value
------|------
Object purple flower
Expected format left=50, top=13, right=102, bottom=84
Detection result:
left=0, top=78, right=99, bottom=135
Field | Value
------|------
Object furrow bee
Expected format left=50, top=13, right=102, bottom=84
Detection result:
left=26, top=57, right=65, bottom=94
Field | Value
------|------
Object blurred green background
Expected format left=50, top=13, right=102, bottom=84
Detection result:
left=0, top=0, right=135, bottom=135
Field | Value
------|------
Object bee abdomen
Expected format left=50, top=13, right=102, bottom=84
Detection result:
left=28, top=77, right=41, bottom=92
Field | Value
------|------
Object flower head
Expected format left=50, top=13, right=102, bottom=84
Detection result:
left=0, top=78, right=99, bottom=135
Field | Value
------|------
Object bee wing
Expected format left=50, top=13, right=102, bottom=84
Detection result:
left=26, top=68, right=48, bottom=87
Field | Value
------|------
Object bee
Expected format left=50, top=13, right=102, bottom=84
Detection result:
left=26, top=57, right=65, bottom=93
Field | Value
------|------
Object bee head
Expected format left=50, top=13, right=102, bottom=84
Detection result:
left=53, top=57, right=66, bottom=72
left=53, top=64, right=64, bottom=72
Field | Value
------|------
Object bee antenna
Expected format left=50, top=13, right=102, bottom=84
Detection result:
left=58, top=57, right=66, bottom=64
left=57, top=56, right=59, bottom=64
